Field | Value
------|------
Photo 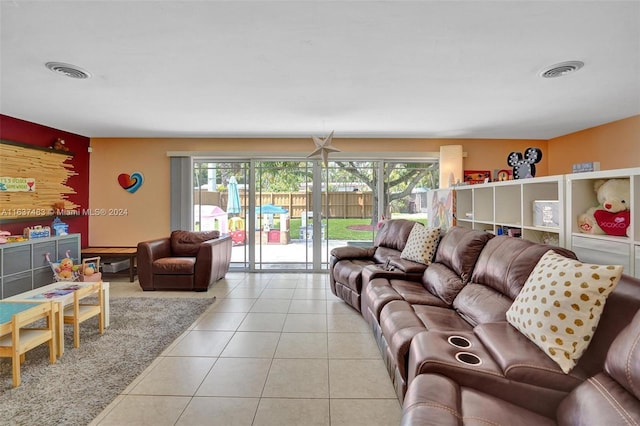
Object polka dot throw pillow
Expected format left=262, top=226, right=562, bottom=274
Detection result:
left=506, top=250, right=623, bottom=373
left=400, top=225, right=440, bottom=265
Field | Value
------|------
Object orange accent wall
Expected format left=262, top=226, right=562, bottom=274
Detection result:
left=548, top=115, right=640, bottom=175
left=88, top=137, right=546, bottom=245
left=462, top=139, right=549, bottom=177
left=89, top=114, right=638, bottom=246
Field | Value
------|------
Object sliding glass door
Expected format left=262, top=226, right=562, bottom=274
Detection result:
left=253, top=160, right=315, bottom=270
left=193, top=161, right=251, bottom=269
left=191, top=157, right=437, bottom=271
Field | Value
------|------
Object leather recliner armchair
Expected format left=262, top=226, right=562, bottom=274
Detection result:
left=137, top=230, right=232, bottom=291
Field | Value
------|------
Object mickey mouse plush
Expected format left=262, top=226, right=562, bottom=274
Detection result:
left=507, top=148, right=542, bottom=179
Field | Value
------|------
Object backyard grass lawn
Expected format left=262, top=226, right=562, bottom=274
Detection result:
left=281, top=218, right=373, bottom=240
left=284, top=216, right=427, bottom=241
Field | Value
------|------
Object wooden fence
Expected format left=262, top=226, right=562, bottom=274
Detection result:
left=193, top=191, right=374, bottom=219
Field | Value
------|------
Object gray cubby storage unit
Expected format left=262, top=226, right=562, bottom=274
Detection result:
left=0, top=233, right=80, bottom=299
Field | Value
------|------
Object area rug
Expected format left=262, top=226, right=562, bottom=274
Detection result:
left=0, top=296, right=216, bottom=426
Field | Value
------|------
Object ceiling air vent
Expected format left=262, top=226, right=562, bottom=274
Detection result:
left=539, top=61, right=584, bottom=78
left=45, top=62, right=91, bottom=79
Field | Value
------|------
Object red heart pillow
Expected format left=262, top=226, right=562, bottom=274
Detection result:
left=594, top=210, right=630, bottom=236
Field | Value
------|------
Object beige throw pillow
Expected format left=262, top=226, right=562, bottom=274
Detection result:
left=400, top=225, right=440, bottom=265
left=506, top=250, right=623, bottom=373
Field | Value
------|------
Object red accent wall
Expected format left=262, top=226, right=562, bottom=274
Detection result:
left=0, top=115, right=90, bottom=246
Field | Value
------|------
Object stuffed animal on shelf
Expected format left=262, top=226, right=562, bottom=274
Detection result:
left=577, top=178, right=631, bottom=237
left=51, top=138, right=69, bottom=151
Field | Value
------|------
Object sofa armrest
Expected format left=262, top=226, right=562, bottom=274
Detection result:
left=402, top=374, right=462, bottom=426
left=388, top=256, right=429, bottom=274
left=330, top=245, right=377, bottom=260
left=137, top=238, right=171, bottom=290
left=362, top=264, right=422, bottom=284
left=474, top=322, right=586, bottom=392
left=194, top=235, right=232, bottom=291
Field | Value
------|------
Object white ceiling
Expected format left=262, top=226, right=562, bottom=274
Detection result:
left=1, top=0, right=639, bottom=140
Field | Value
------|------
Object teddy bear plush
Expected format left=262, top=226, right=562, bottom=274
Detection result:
left=577, top=178, right=630, bottom=237
left=56, top=257, right=78, bottom=280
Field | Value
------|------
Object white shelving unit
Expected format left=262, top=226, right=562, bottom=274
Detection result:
left=454, top=175, right=565, bottom=247
left=565, top=167, right=640, bottom=278
left=444, top=167, right=639, bottom=277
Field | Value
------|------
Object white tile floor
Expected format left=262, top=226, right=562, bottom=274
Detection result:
left=90, top=273, right=402, bottom=425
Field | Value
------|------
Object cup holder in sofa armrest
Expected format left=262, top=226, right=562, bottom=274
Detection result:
left=455, top=352, right=482, bottom=366
left=447, top=335, right=472, bottom=349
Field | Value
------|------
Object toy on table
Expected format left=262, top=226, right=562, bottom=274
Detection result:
left=577, top=178, right=631, bottom=237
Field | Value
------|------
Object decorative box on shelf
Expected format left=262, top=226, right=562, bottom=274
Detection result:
left=23, top=225, right=51, bottom=239
left=533, top=200, right=560, bottom=228
left=572, top=162, right=600, bottom=174
left=51, top=217, right=69, bottom=236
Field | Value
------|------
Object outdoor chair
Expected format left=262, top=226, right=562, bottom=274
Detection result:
left=63, top=281, right=104, bottom=348
left=0, top=301, right=56, bottom=387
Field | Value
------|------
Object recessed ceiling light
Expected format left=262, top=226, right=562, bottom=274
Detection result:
left=45, top=62, right=91, bottom=79
left=539, top=61, right=584, bottom=78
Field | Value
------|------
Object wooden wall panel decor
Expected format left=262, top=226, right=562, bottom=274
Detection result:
left=0, top=140, right=80, bottom=220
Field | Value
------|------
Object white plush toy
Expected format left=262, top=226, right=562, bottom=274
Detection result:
left=577, top=178, right=631, bottom=237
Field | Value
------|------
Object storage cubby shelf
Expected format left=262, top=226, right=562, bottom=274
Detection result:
left=452, top=168, right=640, bottom=278
left=566, top=167, right=639, bottom=277
left=453, top=174, right=564, bottom=246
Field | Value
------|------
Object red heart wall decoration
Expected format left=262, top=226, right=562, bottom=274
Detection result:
left=117, top=172, right=144, bottom=193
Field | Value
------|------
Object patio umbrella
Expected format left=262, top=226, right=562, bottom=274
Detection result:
left=227, top=176, right=241, bottom=215
left=255, top=204, right=289, bottom=214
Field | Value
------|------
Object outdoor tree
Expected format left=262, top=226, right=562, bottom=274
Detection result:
left=332, top=161, right=438, bottom=223
left=256, top=161, right=310, bottom=192
left=257, top=160, right=438, bottom=224
left=193, top=160, right=438, bottom=225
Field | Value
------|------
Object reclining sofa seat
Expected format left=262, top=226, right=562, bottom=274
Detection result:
left=401, top=308, right=640, bottom=425
left=361, top=226, right=494, bottom=326
left=137, top=230, right=232, bottom=291
left=373, top=235, right=577, bottom=400
left=405, top=271, right=640, bottom=418
left=329, top=219, right=429, bottom=312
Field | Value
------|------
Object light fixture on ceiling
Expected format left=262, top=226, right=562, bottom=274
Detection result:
left=45, top=62, right=92, bottom=79
left=539, top=61, right=584, bottom=78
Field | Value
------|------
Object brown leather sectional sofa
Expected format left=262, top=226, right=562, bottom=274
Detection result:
left=329, top=220, right=640, bottom=423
